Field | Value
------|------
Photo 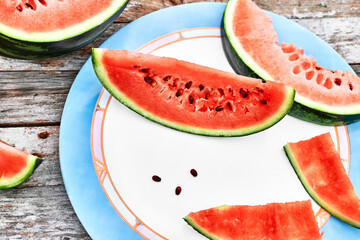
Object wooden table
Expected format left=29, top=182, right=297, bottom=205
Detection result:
left=0, top=0, right=359, bottom=239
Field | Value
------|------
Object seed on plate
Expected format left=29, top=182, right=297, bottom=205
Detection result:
left=190, top=169, right=198, bottom=177
left=152, top=175, right=161, bottom=182
left=175, top=186, right=182, bottom=195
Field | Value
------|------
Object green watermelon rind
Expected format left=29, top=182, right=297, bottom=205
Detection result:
left=92, top=48, right=295, bottom=137
left=184, top=216, right=220, bottom=240
left=223, top=0, right=274, bottom=85
left=289, top=101, right=360, bottom=125
left=284, top=144, right=360, bottom=229
left=0, top=0, right=128, bottom=43
left=0, top=155, right=42, bottom=190
left=184, top=205, right=230, bottom=240
left=223, top=0, right=360, bottom=125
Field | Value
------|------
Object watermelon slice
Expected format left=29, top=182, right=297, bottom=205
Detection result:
left=284, top=133, right=360, bottom=228
left=0, top=141, right=42, bottom=189
left=0, top=0, right=128, bottom=59
left=92, top=48, right=295, bottom=137
left=184, top=200, right=322, bottom=240
left=224, top=0, right=360, bottom=125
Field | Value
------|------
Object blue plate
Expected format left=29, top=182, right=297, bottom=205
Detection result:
left=59, top=2, right=360, bottom=239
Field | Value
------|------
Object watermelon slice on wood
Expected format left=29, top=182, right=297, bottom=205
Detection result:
left=0, top=0, right=128, bottom=59
left=224, top=0, right=360, bottom=125
left=284, top=133, right=360, bottom=228
left=184, top=200, right=322, bottom=240
left=92, top=48, right=295, bottom=137
left=0, top=141, right=42, bottom=189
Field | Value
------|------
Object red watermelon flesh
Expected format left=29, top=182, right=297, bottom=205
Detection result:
left=284, top=133, right=360, bottom=228
left=92, top=48, right=295, bottom=137
left=184, top=200, right=322, bottom=240
left=0, top=141, right=42, bottom=189
left=0, top=143, right=27, bottom=179
left=1, top=0, right=115, bottom=33
left=224, top=0, right=360, bottom=116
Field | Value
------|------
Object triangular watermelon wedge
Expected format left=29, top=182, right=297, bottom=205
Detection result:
left=92, top=48, right=295, bottom=137
left=184, top=201, right=322, bottom=240
left=0, top=0, right=129, bottom=59
left=0, top=141, right=42, bottom=189
left=224, top=0, right=360, bottom=125
left=284, top=133, right=360, bottom=228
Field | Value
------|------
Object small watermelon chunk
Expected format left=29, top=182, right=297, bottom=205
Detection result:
left=92, top=48, right=295, bottom=137
left=0, top=141, right=42, bottom=189
left=224, top=0, right=360, bottom=125
left=184, top=200, right=322, bottom=240
left=284, top=133, right=360, bottom=228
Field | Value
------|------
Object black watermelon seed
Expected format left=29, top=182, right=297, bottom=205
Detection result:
left=185, top=81, right=193, bottom=89
left=144, top=76, right=153, bottom=84
left=218, top=88, right=224, bottom=97
left=175, top=186, right=182, bottom=195
left=25, top=2, right=34, bottom=9
left=163, top=75, right=171, bottom=82
left=176, top=89, right=184, bottom=97
left=141, top=68, right=150, bottom=73
left=38, top=131, right=49, bottom=139
left=189, top=95, right=195, bottom=104
left=190, top=169, right=198, bottom=177
left=152, top=175, right=161, bottom=182
left=350, top=84, right=353, bottom=91
left=199, top=84, right=205, bottom=91
left=334, top=78, right=342, bottom=86
left=227, top=102, right=233, bottom=111
left=261, top=99, right=268, bottom=105
left=239, top=88, right=249, bottom=98
left=215, top=106, right=224, bottom=112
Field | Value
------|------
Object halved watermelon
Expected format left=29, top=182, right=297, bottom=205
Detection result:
left=184, top=200, right=322, bottom=240
left=284, top=133, right=360, bottom=228
left=92, top=48, right=295, bottom=137
left=0, top=0, right=128, bottom=59
left=0, top=140, right=42, bottom=189
left=224, top=0, right=360, bottom=125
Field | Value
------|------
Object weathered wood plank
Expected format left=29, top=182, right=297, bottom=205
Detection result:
left=1, top=65, right=358, bottom=127
left=293, top=17, right=360, bottom=64
left=0, top=127, right=90, bottom=239
left=352, top=64, right=360, bottom=76
left=0, top=71, right=76, bottom=126
left=116, top=0, right=360, bottom=23
left=253, top=0, right=360, bottom=19
left=0, top=16, right=358, bottom=72
left=116, top=0, right=227, bottom=23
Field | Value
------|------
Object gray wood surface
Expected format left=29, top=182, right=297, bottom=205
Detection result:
left=0, top=0, right=359, bottom=239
